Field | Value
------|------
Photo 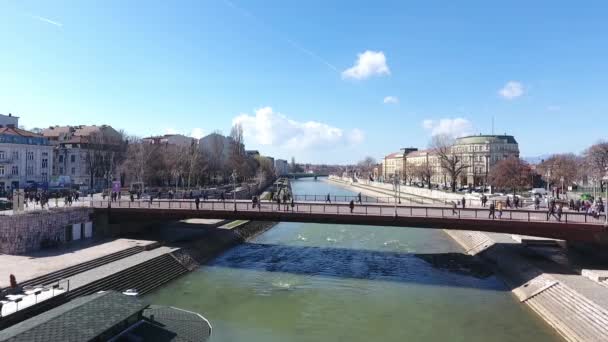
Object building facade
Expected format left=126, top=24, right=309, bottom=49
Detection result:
left=381, top=148, right=418, bottom=180
left=274, top=159, right=289, bottom=176
left=42, top=125, right=123, bottom=189
left=0, top=114, right=53, bottom=192
left=142, top=134, right=196, bottom=147
left=452, top=135, right=519, bottom=186
left=382, top=135, right=519, bottom=188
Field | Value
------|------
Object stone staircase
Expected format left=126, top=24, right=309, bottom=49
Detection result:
left=66, top=253, right=189, bottom=299
left=525, top=283, right=608, bottom=341
left=13, top=245, right=147, bottom=290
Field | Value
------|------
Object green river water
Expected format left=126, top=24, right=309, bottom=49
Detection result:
left=146, top=178, right=560, bottom=341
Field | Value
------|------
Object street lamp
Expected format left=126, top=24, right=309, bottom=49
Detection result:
left=231, top=169, right=237, bottom=212
left=392, top=175, right=398, bottom=217
left=603, top=173, right=608, bottom=226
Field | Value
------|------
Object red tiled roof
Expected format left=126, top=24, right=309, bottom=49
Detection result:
left=0, top=127, right=43, bottom=138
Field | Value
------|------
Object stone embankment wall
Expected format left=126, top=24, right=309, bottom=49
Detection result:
left=445, top=230, right=608, bottom=341
left=329, top=175, right=480, bottom=205
left=177, top=221, right=277, bottom=267
left=0, top=208, right=94, bottom=254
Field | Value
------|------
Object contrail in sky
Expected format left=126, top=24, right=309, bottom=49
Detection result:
left=222, top=0, right=338, bottom=72
left=31, top=15, right=63, bottom=27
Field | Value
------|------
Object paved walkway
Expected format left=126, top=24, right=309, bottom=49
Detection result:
left=0, top=238, right=155, bottom=288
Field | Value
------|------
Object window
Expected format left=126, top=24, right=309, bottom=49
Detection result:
left=0, top=151, right=4, bottom=160
left=41, top=172, right=48, bottom=182
left=11, top=166, right=18, bottom=175
left=0, top=166, right=4, bottom=176
left=26, top=165, right=34, bottom=175
left=71, top=167, right=76, bottom=175
left=59, top=155, right=64, bottom=163
left=59, top=167, right=64, bottom=174
left=26, top=152, right=34, bottom=161
left=70, top=155, right=76, bottom=163
left=42, top=158, right=48, bottom=168
left=12, top=151, right=18, bottom=160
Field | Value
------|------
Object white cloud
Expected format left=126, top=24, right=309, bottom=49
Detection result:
left=190, top=128, right=205, bottom=139
left=233, top=106, right=364, bottom=149
left=422, top=118, right=472, bottom=138
left=383, top=96, right=399, bottom=104
left=498, top=81, right=524, bottom=99
left=342, top=50, right=390, bottom=80
left=32, top=15, right=63, bottom=27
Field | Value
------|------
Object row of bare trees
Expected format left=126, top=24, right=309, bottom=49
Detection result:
left=118, top=124, right=273, bottom=189
left=358, top=137, right=607, bottom=194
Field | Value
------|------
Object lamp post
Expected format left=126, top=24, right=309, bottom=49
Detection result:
left=231, top=169, right=237, bottom=212
left=603, top=173, right=608, bottom=226
left=393, top=175, right=398, bottom=217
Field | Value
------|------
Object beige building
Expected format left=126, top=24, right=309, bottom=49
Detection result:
left=382, top=134, right=519, bottom=188
left=452, top=135, right=519, bottom=186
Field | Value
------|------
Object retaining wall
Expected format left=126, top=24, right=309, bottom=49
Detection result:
left=0, top=208, right=94, bottom=255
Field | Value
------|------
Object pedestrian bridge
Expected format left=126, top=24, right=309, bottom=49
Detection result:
left=92, top=199, right=608, bottom=244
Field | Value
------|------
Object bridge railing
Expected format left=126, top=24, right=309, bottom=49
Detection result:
left=90, top=199, right=608, bottom=225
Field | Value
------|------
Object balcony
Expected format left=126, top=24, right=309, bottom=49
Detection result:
left=0, top=157, right=16, bottom=164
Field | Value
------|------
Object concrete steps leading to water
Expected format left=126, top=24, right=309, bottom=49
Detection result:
left=526, top=283, right=608, bottom=341
left=67, top=252, right=188, bottom=298
left=13, top=245, right=147, bottom=290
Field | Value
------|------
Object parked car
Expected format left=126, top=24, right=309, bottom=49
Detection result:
left=0, top=198, right=13, bottom=210
left=529, top=188, right=547, bottom=196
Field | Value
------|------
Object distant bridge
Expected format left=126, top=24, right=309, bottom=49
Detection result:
left=91, top=200, right=608, bottom=244
left=285, top=173, right=328, bottom=179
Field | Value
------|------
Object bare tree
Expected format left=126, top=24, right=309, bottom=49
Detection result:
left=537, top=154, right=579, bottom=190
left=357, top=156, right=377, bottom=178
left=431, top=134, right=467, bottom=192
left=584, top=141, right=608, bottom=192
left=488, top=157, right=533, bottom=194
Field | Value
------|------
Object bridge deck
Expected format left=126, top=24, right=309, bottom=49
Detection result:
left=92, top=199, right=608, bottom=243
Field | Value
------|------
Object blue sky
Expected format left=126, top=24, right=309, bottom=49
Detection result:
left=1, top=0, right=606, bottom=164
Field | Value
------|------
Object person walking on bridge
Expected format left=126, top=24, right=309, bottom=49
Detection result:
left=326, top=193, right=331, bottom=204
left=290, top=198, right=295, bottom=212
left=497, top=201, right=504, bottom=219
left=349, top=200, right=355, bottom=213
left=534, top=196, right=540, bottom=210
left=252, top=196, right=258, bottom=209
left=461, top=197, right=466, bottom=209
left=452, top=201, right=458, bottom=215
left=481, top=194, right=487, bottom=207
left=556, top=204, right=563, bottom=222
left=358, top=192, right=363, bottom=204
left=195, top=196, right=200, bottom=210
left=130, top=193, right=134, bottom=202
left=489, top=202, right=496, bottom=219
left=547, top=202, right=556, bottom=221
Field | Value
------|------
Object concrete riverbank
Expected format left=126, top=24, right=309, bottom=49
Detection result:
left=326, top=176, right=608, bottom=341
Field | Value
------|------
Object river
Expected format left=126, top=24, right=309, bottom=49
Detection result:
left=146, top=177, right=560, bottom=341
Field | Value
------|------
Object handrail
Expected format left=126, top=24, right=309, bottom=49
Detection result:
left=89, top=199, right=608, bottom=225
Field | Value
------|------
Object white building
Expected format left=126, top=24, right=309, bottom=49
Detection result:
left=142, top=134, right=196, bottom=147
left=274, top=159, right=289, bottom=176
left=42, top=125, right=123, bottom=190
left=0, top=114, right=53, bottom=192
